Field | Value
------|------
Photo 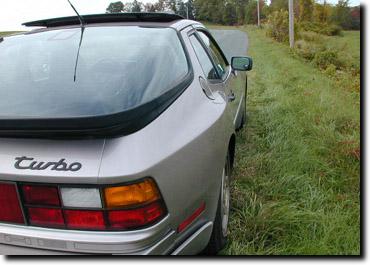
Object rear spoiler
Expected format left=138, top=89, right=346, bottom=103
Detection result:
left=23, top=13, right=184, bottom=28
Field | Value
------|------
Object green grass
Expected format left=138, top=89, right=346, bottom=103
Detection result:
left=0, top=31, right=21, bottom=37
left=324, top=31, right=361, bottom=65
left=209, top=25, right=360, bottom=255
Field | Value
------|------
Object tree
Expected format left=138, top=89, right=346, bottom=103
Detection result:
left=186, top=0, right=195, bottom=20
left=270, top=0, right=289, bottom=11
left=130, top=0, right=143, bottom=12
left=266, top=9, right=290, bottom=42
left=154, top=0, right=166, bottom=11
left=166, top=0, right=177, bottom=13
left=331, top=0, right=352, bottom=29
left=194, top=0, right=223, bottom=23
left=245, top=0, right=257, bottom=24
left=244, top=0, right=266, bottom=25
left=314, top=0, right=330, bottom=23
left=177, top=1, right=187, bottom=17
left=270, top=0, right=300, bottom=17
left=106, top=1, right=124, bottom=13
left=223, top=2, right=237, bottom=25
left=299, top=0, right=314, bottom=22
left=144, top=3, right=157, bottom=12
left=233, top=0, right=248, bottom=25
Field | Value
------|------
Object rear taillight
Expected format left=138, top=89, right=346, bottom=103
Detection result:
left=0, top=178, right=167, bottom=231
left=28, top=207, right=64, bottom=228
left=104, top=179, right=160, bottom=208
left=22, top=185, right=60, bottom=206
left=108, top=201, right=165, bottom=229
left=64, top=210, right=106, bottom=230
left=0, top=183, right=24, bottom=224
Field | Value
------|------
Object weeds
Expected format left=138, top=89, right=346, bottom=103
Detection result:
left=209, top=25, right=360, bottom=255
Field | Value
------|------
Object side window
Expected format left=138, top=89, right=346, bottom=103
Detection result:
left=197, top=31, right=228, bottom=79
left=189, top=34, right=219, bottom=80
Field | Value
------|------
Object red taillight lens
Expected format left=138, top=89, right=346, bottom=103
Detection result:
left=28, top=207, right=64, bottom=228
left=64, top=210, right=106, bottom=230
left=22, top=185, right=60, bottom=206
left=0, top=179, right=167, bottom=231
left=108, top=201, right=165, bottom=229
left=0, top=183, right=24, bottom=224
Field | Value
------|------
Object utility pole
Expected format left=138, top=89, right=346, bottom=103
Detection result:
left=288, top=0, right=294, bottom=48
left=257, top=0, right=260, bottom=27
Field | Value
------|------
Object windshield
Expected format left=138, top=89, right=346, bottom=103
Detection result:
left=0, top=26, right=189, bottom=119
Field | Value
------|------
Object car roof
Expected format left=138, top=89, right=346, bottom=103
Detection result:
left=22, top=13, right=199, bottom=31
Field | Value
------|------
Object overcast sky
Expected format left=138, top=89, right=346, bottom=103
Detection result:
left=0, top=0, right=362, bottom=31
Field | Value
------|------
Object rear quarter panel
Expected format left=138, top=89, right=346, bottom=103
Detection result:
left=98, top=26, right=235, bottom=243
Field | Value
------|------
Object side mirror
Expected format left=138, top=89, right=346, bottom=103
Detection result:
left=231, top=56, right=253, bottom=71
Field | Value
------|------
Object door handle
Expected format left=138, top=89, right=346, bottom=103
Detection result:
left=228, top=92, right=236, bottom=102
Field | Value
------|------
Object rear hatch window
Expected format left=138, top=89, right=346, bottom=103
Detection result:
left=0, top=26, right=189, bottom=118
left=0, top=26, right=192, bottom=137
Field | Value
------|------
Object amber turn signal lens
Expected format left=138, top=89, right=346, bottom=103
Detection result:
left=104, top=179, right=161, bottom=208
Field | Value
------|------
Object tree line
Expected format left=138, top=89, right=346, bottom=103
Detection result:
left=106, top=0, right=360, bottom=30
left=106, top=0, right=195, bottom=19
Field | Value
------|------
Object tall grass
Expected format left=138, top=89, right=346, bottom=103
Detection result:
left=210, top=25, right=360, bottom=255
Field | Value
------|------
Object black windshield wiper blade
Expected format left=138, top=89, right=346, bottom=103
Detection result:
left=73, top=26, right=85, bottom=82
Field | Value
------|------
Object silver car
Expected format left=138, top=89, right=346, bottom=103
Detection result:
left=0, top=13, right=252, bottom=255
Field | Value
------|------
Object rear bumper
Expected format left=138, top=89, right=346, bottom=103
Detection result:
left=0, top=216, right=173, bottom=255
left=0, top=231, right=176, bottom=255
left=0, top=220, right=213, bottom=255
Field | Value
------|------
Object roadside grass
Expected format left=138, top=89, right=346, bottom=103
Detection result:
left=294, top=30, right=360, bottom=93
left=324, top=31, right=360, bottom=65
left=209, top=25, right=360, bottom=255
left=0, top=31, right=21, bottom=37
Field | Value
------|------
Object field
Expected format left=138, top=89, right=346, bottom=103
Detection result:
left=208, top=25, right=360, bottom=255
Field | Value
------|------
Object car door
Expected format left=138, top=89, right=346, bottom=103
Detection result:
left=192, top=28, right=244, bottom=128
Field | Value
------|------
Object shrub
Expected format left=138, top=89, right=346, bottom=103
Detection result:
left=299, top=31, right=324, bottom=43
left=266, top=10, right=290, bottom=43
left=294, top=40, right=322, bottom=61
left=312, top=50, right=343, bottom=70
left=299, top=21, right=342, bottom=36
left=320, top=24, right=342, bottom=36
left=323, top=64, right=337, bottom=76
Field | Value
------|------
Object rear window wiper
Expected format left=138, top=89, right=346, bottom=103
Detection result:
left=67, top=0, right=86, bottom=82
